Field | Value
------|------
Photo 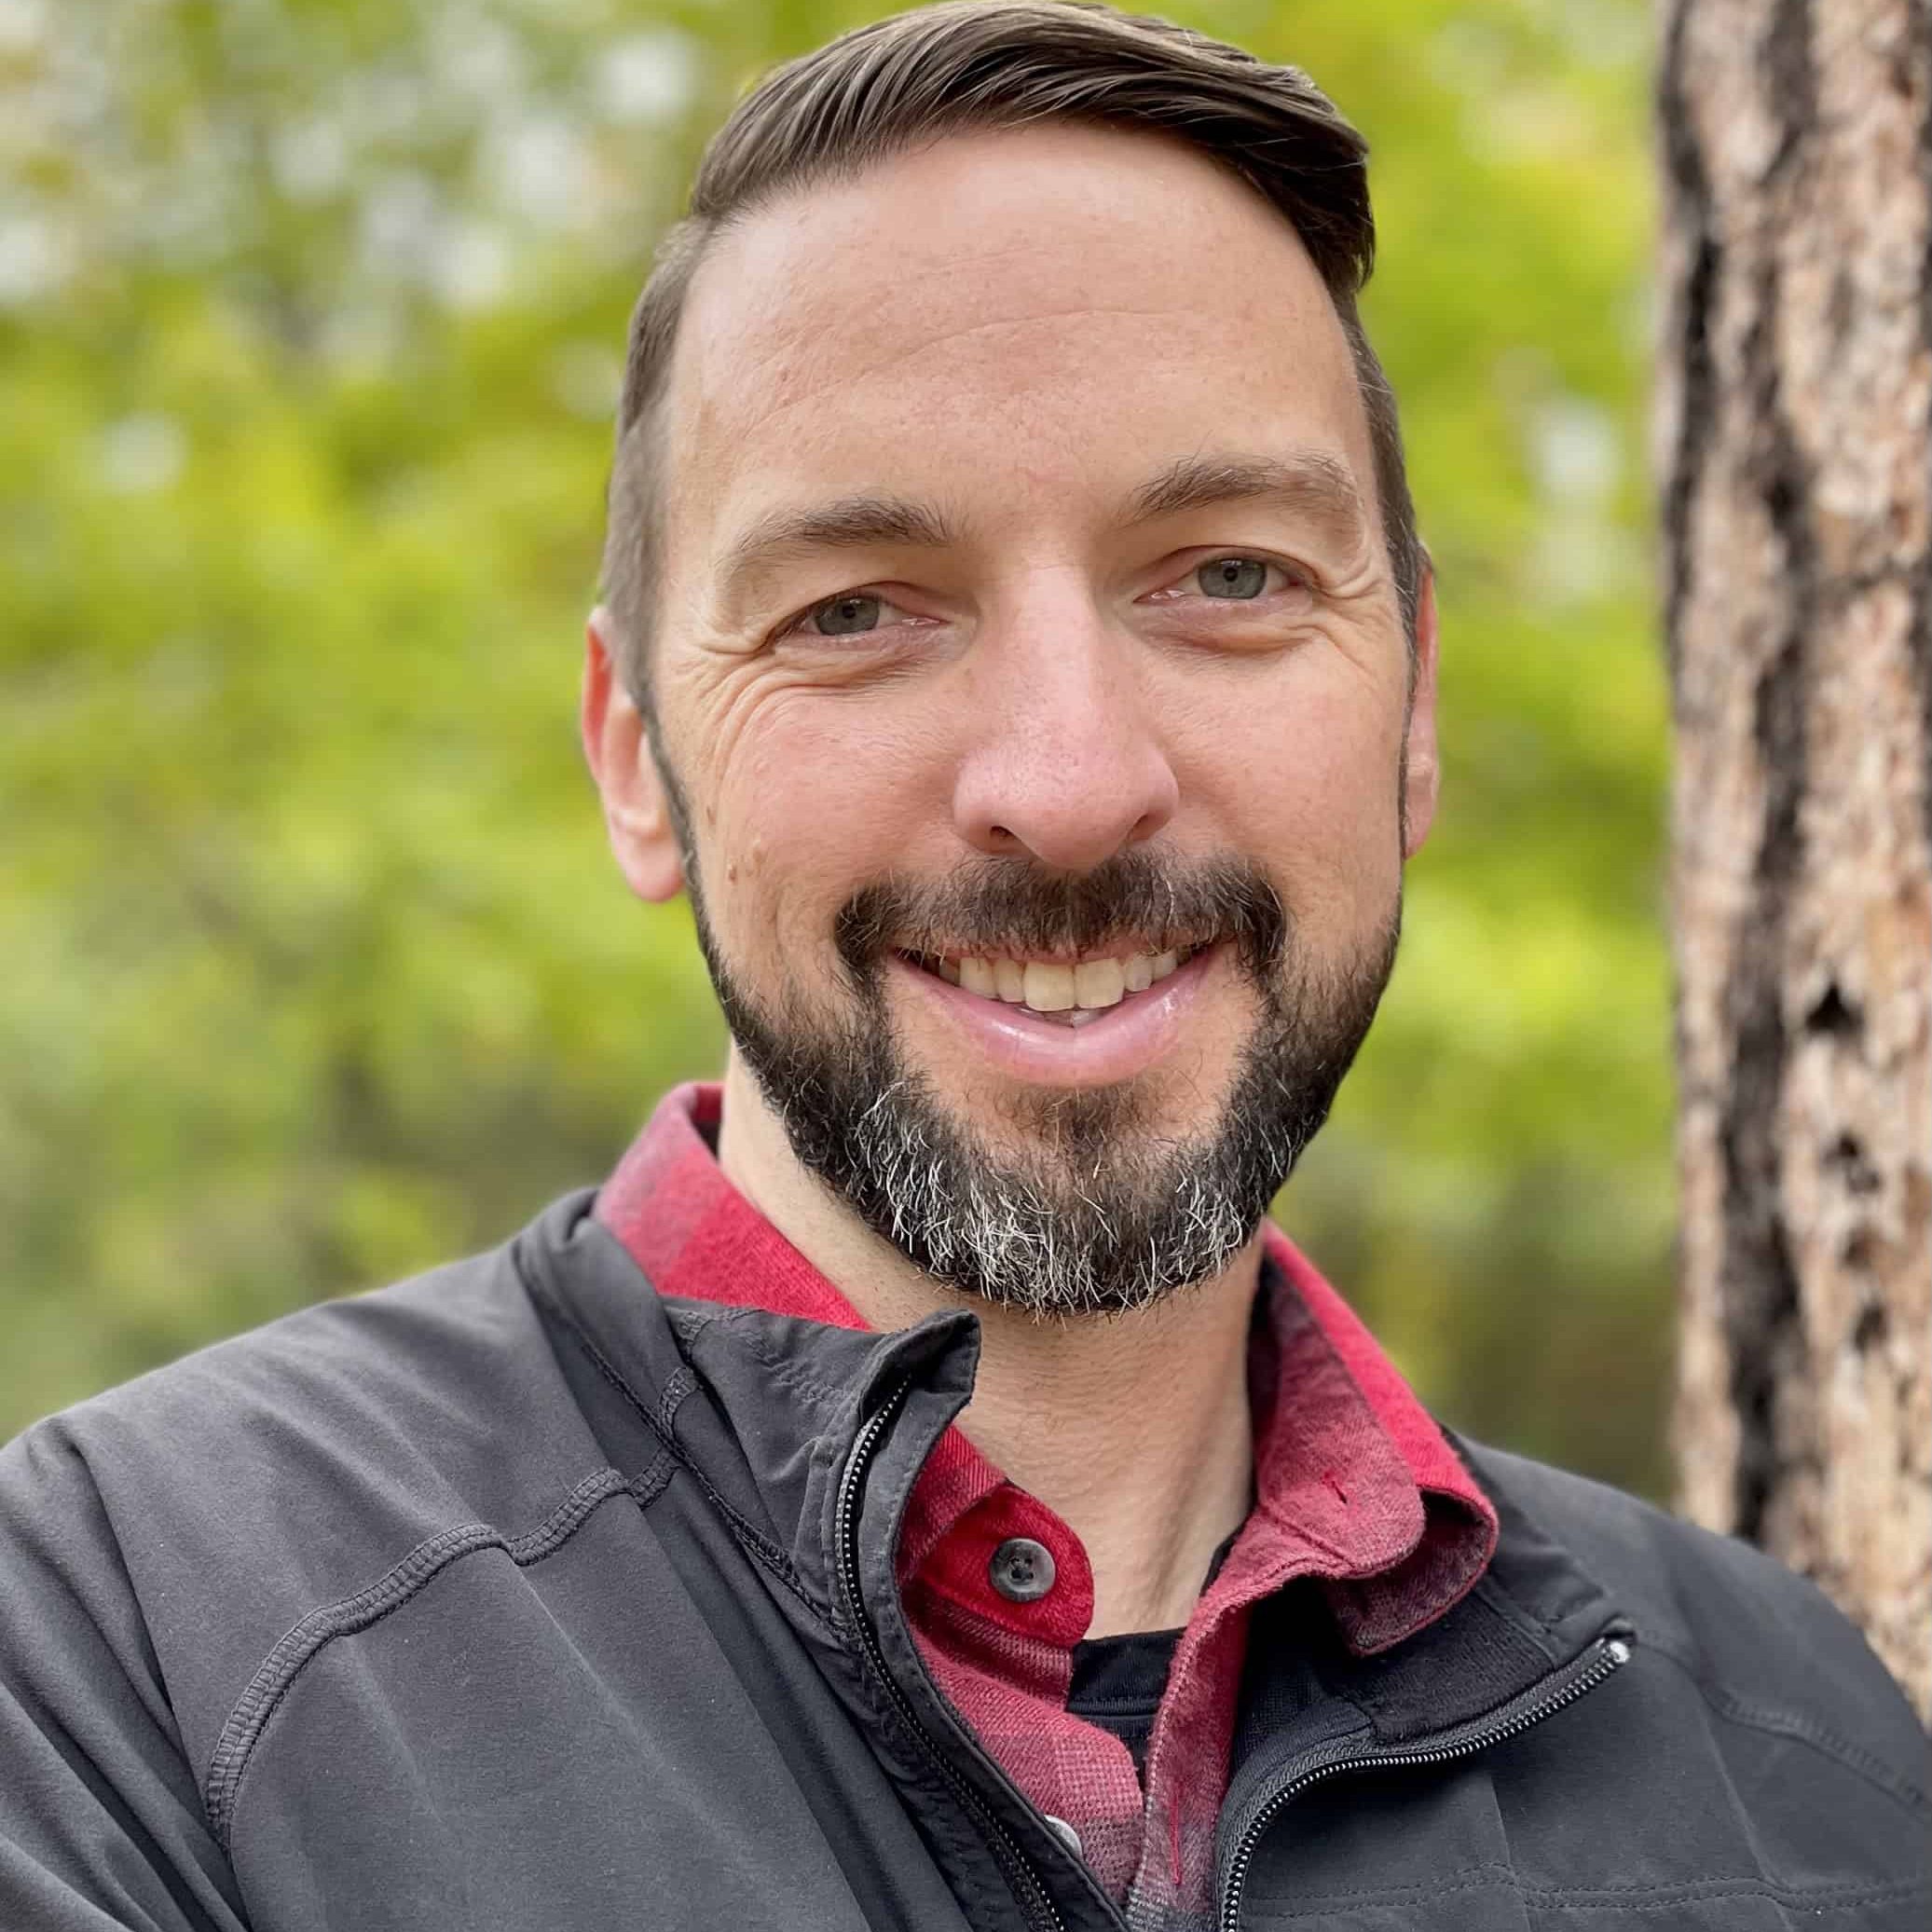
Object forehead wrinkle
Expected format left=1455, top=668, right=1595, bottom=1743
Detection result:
left=713, top=492, right=958, bottom=620
left=1127, top=449, right=1372, bottom=553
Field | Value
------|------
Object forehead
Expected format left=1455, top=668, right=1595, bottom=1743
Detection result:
left=659, top=121, right=1373, bottom=589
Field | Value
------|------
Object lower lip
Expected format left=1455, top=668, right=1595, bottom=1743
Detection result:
left=886, top=944, right=1223, bottom=1089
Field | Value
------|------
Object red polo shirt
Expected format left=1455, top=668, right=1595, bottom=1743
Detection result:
left=596, top=1083, right=1497, bottom=1924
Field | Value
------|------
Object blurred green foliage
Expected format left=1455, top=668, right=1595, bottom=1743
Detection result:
left=0, top=0, right=1672, bottom=1491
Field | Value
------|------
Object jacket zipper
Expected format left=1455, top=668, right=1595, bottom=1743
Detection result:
left=1217, top=1631, right=1632, bottom=1932
left=836, top=1377, right=1070, bottom=1932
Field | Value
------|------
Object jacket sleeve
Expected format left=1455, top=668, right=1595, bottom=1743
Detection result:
left=0, top=1418, right=249, bottom=1932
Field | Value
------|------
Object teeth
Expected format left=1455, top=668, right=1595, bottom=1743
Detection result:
left=1072, top=957, right=1125, bottom=1009
left=1021, top=962, right=1076, bottom=1012
left=931, top=945, right=1198, bottom=1008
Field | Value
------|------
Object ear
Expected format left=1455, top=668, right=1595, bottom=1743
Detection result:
left=581, top=607, right=686, bottom=903
left=1400, top=567, right=1441, bottom=860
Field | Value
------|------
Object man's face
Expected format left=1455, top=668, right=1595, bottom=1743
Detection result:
left=590, top=121, right=1438, bottom=1312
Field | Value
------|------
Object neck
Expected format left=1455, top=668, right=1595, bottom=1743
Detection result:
left=717, top=1055, right=1261, bottom=1637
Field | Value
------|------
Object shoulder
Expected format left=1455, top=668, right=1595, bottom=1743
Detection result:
left=1465, top=1439, right=1931, bottom=1803
left=0, top=1194, right=612, bottom=1774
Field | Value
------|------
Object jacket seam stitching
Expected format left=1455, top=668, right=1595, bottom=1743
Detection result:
left=666, top=1304, right=856, bottom=1407
left=679, top=1302, right=861, bottom=1415
left=726, top=1306, right=861, bottom=1414
left=657, top=1359, right=698, bottom=1435
left=668, top=1309, right=846, bottom=1431
left=1523, top=1877, right=1932, bottom=1905
left=540, top=1288, right=826, bottom=1622
left=201, top=1454, right=673, bottom=1854
left=1254, top=1873, right=1931, bottom=1915
left=1645, top=1637, right=1930, bottom=1815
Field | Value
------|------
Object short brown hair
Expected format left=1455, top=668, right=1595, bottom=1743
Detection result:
left=599, top=0, right=1422, bottom=699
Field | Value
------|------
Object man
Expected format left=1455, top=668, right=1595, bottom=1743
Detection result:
left=2, top=4, right=1925, bottom=1928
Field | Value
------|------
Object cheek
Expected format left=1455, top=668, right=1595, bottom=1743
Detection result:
left=701, top=687, right=955, bottom=962
left=1184, top=663, right=1406, bottom=913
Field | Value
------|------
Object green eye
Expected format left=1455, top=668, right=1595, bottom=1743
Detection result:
left=1197, top=557, right=1270, bottom=599
left=811, top=594, right=883, bottom=636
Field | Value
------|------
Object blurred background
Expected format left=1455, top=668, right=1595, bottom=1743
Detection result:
left=0, top=0, right=1671, bottom=1488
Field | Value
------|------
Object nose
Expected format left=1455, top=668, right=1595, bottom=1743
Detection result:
left=952, top=589, right=1179, bottom=873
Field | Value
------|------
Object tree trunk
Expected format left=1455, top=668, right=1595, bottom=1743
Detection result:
left=1658, top=0, right=1932, bottom=1719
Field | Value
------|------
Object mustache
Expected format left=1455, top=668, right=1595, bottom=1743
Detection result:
left=833, top=850, right=1288, bottom=980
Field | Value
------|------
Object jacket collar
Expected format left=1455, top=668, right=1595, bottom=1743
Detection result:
left=520, top=1190, right=1623, bottom=1712
left=517, top=1191, right=975, bottom=1618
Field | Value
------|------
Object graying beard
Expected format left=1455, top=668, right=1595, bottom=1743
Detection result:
left=688, top=849, right=1396, bottom=1318
left=760, top=1039, right=1318, bottom=1318
left=849, top=1101, right=1276, bottom=1317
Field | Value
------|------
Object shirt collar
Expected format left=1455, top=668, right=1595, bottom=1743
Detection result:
left=596, top=1080, right=1496, bottom=1653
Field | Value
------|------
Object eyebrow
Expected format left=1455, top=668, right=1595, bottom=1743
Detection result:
left=1126, top=448, right=1371, bottom=544
left=715, top=495, right=958, bottom=614
left=713, top=447, right=1370, bottom=615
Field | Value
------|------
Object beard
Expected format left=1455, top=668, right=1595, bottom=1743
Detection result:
left=681, top=842, right=1401, bottom=1319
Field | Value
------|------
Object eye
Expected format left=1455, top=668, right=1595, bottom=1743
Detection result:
left=1196, top=556, right=1277, bottom=600
left=777, top=588, right=934, bottom=643
left=1141, top=555, right=1309, bottom=611
left=804, top=593, right=885, bottom=637
left=1137, top=552, right=1316, bottom=643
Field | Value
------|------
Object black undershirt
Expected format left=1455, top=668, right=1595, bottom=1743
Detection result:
left=1066, top=1626, right=1182, bottom=1777
left=1064, top=1525, right=1241, bottom=1777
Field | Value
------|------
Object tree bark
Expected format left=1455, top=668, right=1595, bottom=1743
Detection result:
left=1658, top=0, right=1932, bottom=1719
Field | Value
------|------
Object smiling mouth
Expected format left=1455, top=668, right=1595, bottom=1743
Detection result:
left=895, top=942, right=1212, bottom=1027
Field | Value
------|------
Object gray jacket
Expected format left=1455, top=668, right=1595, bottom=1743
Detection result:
left=2, top=1193, right=1926, bottom=1930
